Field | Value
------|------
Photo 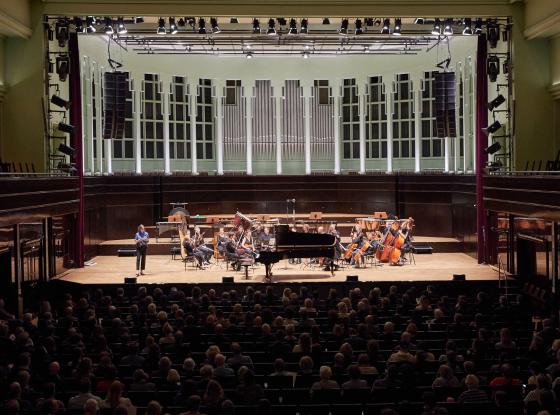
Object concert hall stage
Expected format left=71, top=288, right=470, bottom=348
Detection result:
left=57, top=252, right=499, bottom=285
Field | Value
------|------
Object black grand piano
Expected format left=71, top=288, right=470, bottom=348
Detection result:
left=255, top=224, right=337, bottom=281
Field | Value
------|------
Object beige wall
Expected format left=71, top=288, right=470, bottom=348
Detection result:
left=551, top=36, right=560, bottom=86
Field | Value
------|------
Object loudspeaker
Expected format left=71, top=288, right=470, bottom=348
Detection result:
left=103, top=71, right=128, bottom=140
left=124, top=277, right=137, bottom=284
left=452, top=274, right=466, bottom=281
left=484, top=142, right=502, bottom=155
left=117, top=249, right=137, bottom=257
left=346, top=275, right=359, bottom=282
left=434, top=72, right=457, bottom=138
left=222, top=276, right=234, bottom=283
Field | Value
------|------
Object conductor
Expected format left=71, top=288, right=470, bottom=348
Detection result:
left=134, top=224, right=149, bottom=276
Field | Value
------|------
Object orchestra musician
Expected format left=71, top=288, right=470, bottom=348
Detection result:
left=224, top=231, right=242, bottom=271
left=259, top=227, right=272, bottom=251
left=134, top=224, right=149, bottom=276
left=322, top=223, right=341, bottom=271
left=216, top=227, right=228, bottom=255
left=348, top=224, right=365, bottom=267
left=193, top=225, right=213, bottom=265
left=182, top=231, right=206, bottom=269
left=399, top=217, right=415, bottom=261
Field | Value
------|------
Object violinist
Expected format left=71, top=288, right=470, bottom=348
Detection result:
left=194, top=226, right=213, bottom=265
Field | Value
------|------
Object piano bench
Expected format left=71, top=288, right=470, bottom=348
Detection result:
left=170, top=246, right=181, bottom=260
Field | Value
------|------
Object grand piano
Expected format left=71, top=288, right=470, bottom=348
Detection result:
left=255, top=224, right=337, bottom=281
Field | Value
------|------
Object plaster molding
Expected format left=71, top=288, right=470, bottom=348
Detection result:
left=550, top=83, right=560, bottom=100
left=0, top=12, right=32, bottom=39
left=524, top=11, right=560, bottom=40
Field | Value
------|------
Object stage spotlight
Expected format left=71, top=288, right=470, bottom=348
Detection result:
left=51, top=95, right=70, bottom=109
left=198, top=18, right=206, bottom=34
left=462, top=18, right=472, bottom=35
left=488, top=94, right=506, bottom=111
left=57, top=162, right=78, bottom=174
left=134, top=17, right=144, bottom=24
left=85, top=16, right=96, bottom=33
left=56, top=55, right=70, bottom=82
left=300, top=18, right=308, bottom=34
left=58, top=122, right=75, bottom=134
left=267, top=18, right=276, bottom=35
left=245, top=51, right=253, bottom=59
left=288, top=18, right=298, bottom=35
left=443, top=18, right=453, bottom=35
left=365, top=18, right=374, bottom=26
left=302, top=51, right=310, bottom=59
left=178, top=18, right=186, bottom=27
left=431, top=18, right=441, bottom=35
left=55, top=19, right=69, bottom=47
left=484, top=141, right=502, bottom=155
left=116, top=17, right=127, bottom=35
left=230, top=17, right=238, bottom=24
left=487, top=55, right=500, bottom=82
left=393, top=18, right=402, bottom=36
left=363, top=45, right=370, bottom=53
left=210, top=18, right=220, bottom=33
left=355, top=19, right=363, bottom=35
left=276, top=17, right=286, bottom=26
left=322, top=18, right=330, bottom=25
left=58, top=143, right=76, bottom=157
left=169, top=17, right=178, bottom=34
left=252, top=18, right=260, bottom=34
left=373, top=18, right=382, bottom=27
left=157, top=18, right=166, bottom=34
left=414, top=18, right=425, bottom=24
left=474, top=18, right=483, bottom=34
left=74, top=17, right=84, bottom=33
left=380, top=18, right=390, bottom=34
left=487, top=20, right=499, bottom=48
left=483, top=120, right=502, bottom=135
left=103, top=17, right=114, bottom=35
left=339, top=19, right=349, bottom=35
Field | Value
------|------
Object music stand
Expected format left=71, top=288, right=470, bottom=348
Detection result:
left=309, top=212, right=323, bottom=220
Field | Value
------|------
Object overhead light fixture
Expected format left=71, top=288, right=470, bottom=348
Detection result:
left=363, top=45, right=370, bottom=53
left=288, top=18, right=298, bottom=35
left=462, top=18, right=473, bottom=35
left=51, top=95, right=70, bottom=109
left=443, top=18, right=453, bottom=36
left=230, top=17, right=239, bottom=24
left=134, top=17, right=144, bottom=24
left=300, top=18, right=308, bottom=34
left=267, top=18, right=276, bottom=35
left=322, top=18, right=330, bottom=25
left=484, top=141, right=502, bottom=155
left=487, top=55, right=500, bottom=82
left=169, top=17, right=178, bottom=34
left=157, top=18, right=166, bottom=34
left=85, top=16, right=96, bottom=33
left=116, top=17, right=127, bottom=35
left=210, top=17, right=220, bottom=33
left=355, top=19, right=363, bottom=35
left=380, top=18, right=390, bottom=34
left=483, top=120, right=502, bottom=135
left=246, top=51, right=253, bottom=59
left=339, top=19, right=349, bottom=35
left=252, top=18, right=260, bottom=34
left=373, top=18, right=382, bottom=27
left=103, top=17, right=114, bottom=35
left=414, top=18, right=425, bottom=25
left=277, top=17, right=287, bottom=26
left=432, top=18, right=441, bottom=35
left=58, top=122, right=75, bottom=134
left=365, top=18, right=374, bottom=27
left=488, top=94, right=506, bottom=111
left=56, top=55, right=69, bottom=82
left=198, top=18, right=206, bottom=34
left=393, top=18, right=402, bottom=36
left=58, top=143, right=76, bottom=157
left=474, top=18, right=483, bottom=34
left=178, top=18, right=186, bottom=27
left=487, top=20, right=499, bottom=48
left=55, top=20, right=69, bottom=47
left=74, top=17, right=84, bottom=33
left=302, top=51, right=310, bottom=59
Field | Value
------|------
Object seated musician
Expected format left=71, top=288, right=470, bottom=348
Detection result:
left=217, top=227, right=228, bottom=255
left=399, top=217, right=415, bottom=260
left=194, top=226, right=213, bottom=264
left=321, top=224, right=340, bottom=272
left=224, top=232, right=242, bottom=271
left=349, top=225, right=365, bottom=267
left=259, top=227, right=272, bottom=251
left=302, top=223, right=310, bottom=233
left=240, top=230, right=255, bottom=257
left=182, top=233, right=206, bottom=269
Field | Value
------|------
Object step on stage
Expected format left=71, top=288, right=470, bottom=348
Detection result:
left=58, top=252, right=498, bottom=285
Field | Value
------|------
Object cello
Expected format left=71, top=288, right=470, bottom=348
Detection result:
left=376, top=221, right=402, bottom=265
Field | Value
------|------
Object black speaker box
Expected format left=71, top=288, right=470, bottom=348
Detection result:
left=222, top=276, right=234, bottom=283
left=434, top=72, right=457, bottom=138
left=452, top=274, right=466, bottom=281
left=103, top=71, right=128, bottom=140
left=117, top=249, right=136, bottom=257
left=346, top=275, right=359, bottom=282
left=124, top=277, right=137, bottom=284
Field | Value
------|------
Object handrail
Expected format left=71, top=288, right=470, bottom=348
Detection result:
left=488, top=171, right=560, bottom=176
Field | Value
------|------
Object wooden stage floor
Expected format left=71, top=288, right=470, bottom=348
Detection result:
left=58, top=252, right=499, bottom=285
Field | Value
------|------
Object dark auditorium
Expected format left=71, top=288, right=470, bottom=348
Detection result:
left=1, top=1, right=560, bottom=415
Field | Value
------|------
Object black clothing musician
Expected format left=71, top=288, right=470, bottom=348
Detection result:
left=224, top=232, right=242, bottom=271
left=134, top=224, right=149, bottom=276
left=349, top=225, right=365, bottom=266
left=259, top=227, right=272, bottom=251
left=182, top=234, right=206, bottom=268
left=217, top=228, right=228, bottom=255
left=193, top=226, right=213, bottom=264
left=323, top=224, right=341, bottom=271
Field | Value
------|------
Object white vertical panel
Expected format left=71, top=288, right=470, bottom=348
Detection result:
left=414, top=74, right=422, bottom=172
left=189, top=82, right=198, bottom=174
left=162, top=76, right=171, bottom=174
left=215, top=81, right=224, bottom=175
left=95, top=66, right=103, bottom=174
left=386, top=80, right=394, bottom=173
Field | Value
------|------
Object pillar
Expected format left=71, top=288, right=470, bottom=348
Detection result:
left=215, top=80, right=225, bottom=175
left=94, top=67, right=103, bottom=174
left=332, top=79, right=341, bottom=174
left=303, top=82, right=312, bottom=175
left=133, top=77, right=142, bottom=174
left=358, top=79, right=366, bottom=174
left=273, top=82, right=283, bottom=175
left=244, top=81, right=253, bottom=175
left=189, top=81, right=198, bottom=174
left=413, top=74, right=422, bottom=173
left=162, top=75, right=171, bottom=175
left=385, top=79, right=394, bottom=173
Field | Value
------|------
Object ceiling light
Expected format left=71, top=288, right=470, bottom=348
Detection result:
left=58, top=122, right=75, bottom=134
left=302, top=51, right=310, bottom=59
left=381, top=18, right=390, bottom=34
left=487, top=20, right=499, bottom=48
left=58, top=143, right=76, bottom=157
left=51, top=95, right=70, bottom=109
left=288, top=18, right=298, bottom=35
left=443, top=18, right=453, bottom=36
left=365, top=18, right=374, bottom=26
left=116, top=17, right=127, bottom=35
left=198, top=18, right=206, bottom=34
left=252, top=18, right=260, bottom=34
left=230, top=17, right=239, bottom=24
left=86, top=16, right=96, bottom=33
left=462, top=18, right=473, bottom=35
left=103, top=17, right=114, bottom=35
left=483, top=120, right=501, bottom=135
left=484, top=142, right=502, bottom=155
left=157, top=18, right=166, bottom=35
left=355, top=19, right=363, bottom=35
left=267, top=18, right=276, bottom=35
left=393, top=18, right=402, bottom=36
left=246, top=52, right=253, bottom=59
left=414, top=18, right=425, bottom=24
left=300, top=18, right=308, bottom=34
left=474, top=18, right=483, bottom=34
left=74, top=17, right=84, bottom=33
left=339, top=19, right=349, bottom=35
left=55, top=20, right=69, bottom=47
left=169, top=17, right=178, bottom=34
left=488, top=94, right=506, bottom=111
left=432, top=18, right=441, bottom=35
left=323, top=18, right=330, bottom=25
left=56, top=55, right=69, bottom=82
left=134, top=17, right=144, bottom=24
left=210, top=18, right=220, bottom=33
left=487, top=55, right=500, bottom=82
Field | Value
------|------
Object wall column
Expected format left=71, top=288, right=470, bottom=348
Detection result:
left=444, top=136, right=450, bottom=172
left=133, top=77, right=142, bottom=175
left=332, top=79, right=341, bottom=174
left=385, top=80, right=394, bottom=173
left=245, top=81, right=253, bottom=175
left=94, top=67, right=103, bottom=174
left=303, top=82, right=312, bottom=175
left=463, top=58, right=471, bottom=172
left=162, top=75, right=171, bottom=174
left=273, top=82, right=283, bottom=175
left=84, top=60, right=94, bottom=174
left=453, top=64, right=462, bottom=172
left=413, top=74, right=422, bottom=172
left=189, top=81, right=198, bottom=174
left=358, top=79, right=366, bottom=174
left=215, top=80, right=225, bottom=175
